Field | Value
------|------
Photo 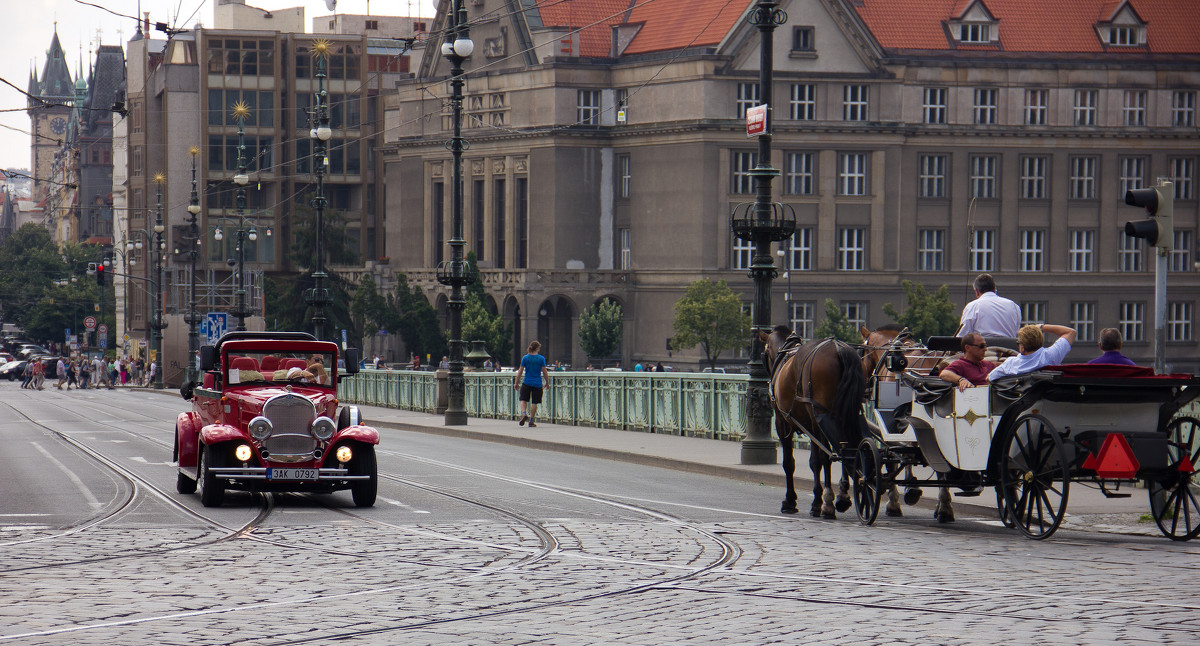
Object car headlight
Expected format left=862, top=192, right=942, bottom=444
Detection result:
left=335, top=445, right=353, bottom=463
left=248, top=416, right=273, bottom=441
left=311, top=416, right=336, bottom=441
left=234, top=444, right=253, bottom=462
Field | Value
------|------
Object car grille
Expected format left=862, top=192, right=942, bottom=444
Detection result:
left=262, top=394, right=317, bottom=462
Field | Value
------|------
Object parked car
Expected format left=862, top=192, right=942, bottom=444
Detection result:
left=175, top=332, right=378, bottom=507
left=701, top=367, right=727, bottom=374
left=0, top=352, right=13, bottom=364
left=18, top=345, right=49, bottom=359
left=0, top=360, right=26, bottom=380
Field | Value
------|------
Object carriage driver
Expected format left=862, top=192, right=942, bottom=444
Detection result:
left=987, top=324, right=1077, bottom=382
left=940, top=333, right=996, bottom=391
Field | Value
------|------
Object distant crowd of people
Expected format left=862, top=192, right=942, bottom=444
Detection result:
left=18, top=356, right=157, bottom=391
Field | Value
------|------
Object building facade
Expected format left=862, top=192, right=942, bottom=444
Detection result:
left=382, top=0, right=1200, bottom=371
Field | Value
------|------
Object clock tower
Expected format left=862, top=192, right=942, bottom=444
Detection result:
left=27, top=27, right=74, bottom=202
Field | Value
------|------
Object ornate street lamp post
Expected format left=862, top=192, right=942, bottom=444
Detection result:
left=731, top=0, right=794, bottom=464
left=225, top=101, right=253, bottom=332
left=183, top=147, right=202, bottom=381
left=436, top=0, right=475, bottom=426
left=305, top=40, right=334, bottom=341
left=151, top=173, right=168, bottom=389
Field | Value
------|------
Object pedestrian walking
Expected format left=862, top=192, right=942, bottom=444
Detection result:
left=32, top=359, right=45, bottom=390
left=20, top=362, right=33, bottom=389
left=80, top=360, right=90, bottom=389
left=66, top=360, right=79, bottom=390
left=56, top=358, right=68, bottom=389
left=514, top=340, right=550, bottom=428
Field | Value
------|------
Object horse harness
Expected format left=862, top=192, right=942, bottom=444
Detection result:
left=768, top=336, right=842, bottom=444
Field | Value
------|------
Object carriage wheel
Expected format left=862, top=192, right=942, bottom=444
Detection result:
left=1000, top=413, right=1070, bottom=540
left=994, top=486, right=1015, bottom=528
left=852, top=438, right=883, bottom=526
left=1148, top=417, right=1200, bottom=541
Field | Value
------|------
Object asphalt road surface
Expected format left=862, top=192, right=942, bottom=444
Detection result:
left=1, top=383, right=1197, bottom=645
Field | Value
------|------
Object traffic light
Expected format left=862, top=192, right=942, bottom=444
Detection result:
left=1124, top=180, right=1174, bottom=251
left=96, top=263, right=106, bottom=286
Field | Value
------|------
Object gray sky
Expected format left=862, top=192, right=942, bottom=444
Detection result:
left=2, top=0, right=434, bottom=181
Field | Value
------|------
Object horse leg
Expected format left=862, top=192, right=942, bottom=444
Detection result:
left=903, top=466, right=923, bottom=506
left=885, top=485, right=903, bottom=517
left=834, top=463, right=852, bottom=513
left=779, top=426, right=799, bottom=514
left=821, top=458, right=837, bottom=519
left=934, top=478, right=955, bottom=523
left=809, top=450, right=825, bottom=518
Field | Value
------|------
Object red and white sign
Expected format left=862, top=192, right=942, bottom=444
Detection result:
left=84, top=316, right=97, bottom=330
left=98, top=324, right=108, bottom=336
left=746, top=104, right=768, bottom=137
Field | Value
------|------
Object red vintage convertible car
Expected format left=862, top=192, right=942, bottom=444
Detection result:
left=175, top=332, right=379, bottom=507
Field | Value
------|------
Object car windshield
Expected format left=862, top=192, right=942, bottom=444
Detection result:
left=226, top=351, right=336, bottom=387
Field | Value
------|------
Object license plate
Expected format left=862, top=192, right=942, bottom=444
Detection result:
left=267, top=468, right=319, bottom=481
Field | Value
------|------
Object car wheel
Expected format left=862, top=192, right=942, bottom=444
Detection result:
left=198, top=444, right=225, bottom=507
left=350, top=445, right=377, bottom=508
left=176, top=471, right=197, bottom=494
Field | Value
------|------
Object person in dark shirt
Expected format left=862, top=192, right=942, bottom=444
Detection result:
left=1088, top=328, right=1137, bottom=366
left=940, top=333, right=996, bottom=391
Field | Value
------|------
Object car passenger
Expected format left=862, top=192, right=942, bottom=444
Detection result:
left=987, top=324, right=1077, bottom=382
left=940, top=333, right=996, bottom=391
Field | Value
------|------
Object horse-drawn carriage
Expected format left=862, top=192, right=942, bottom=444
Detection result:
left=764, top=326, right=1200, bottom=541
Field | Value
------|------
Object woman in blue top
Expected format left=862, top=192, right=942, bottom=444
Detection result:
left=514, top=340, right=550, bottom=427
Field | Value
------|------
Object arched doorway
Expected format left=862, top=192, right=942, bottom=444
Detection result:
left=536, top=296, right=577, bottom=367
left=502, top=296, right=522, bottom=368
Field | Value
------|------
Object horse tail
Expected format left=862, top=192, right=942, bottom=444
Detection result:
left=832, top=342, right=867, bottom=444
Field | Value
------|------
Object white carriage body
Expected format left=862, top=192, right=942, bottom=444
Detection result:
left=909, top=387, right=993, bottom=471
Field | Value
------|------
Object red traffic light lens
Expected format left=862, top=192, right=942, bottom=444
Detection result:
left=97, top=264, right=104, bottom=272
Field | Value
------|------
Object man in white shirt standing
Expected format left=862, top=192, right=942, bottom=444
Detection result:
left=957, top=273, right=1021, bottom=338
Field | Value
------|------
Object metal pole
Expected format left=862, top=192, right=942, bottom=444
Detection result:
left=306, top=41, right=333, bottom=341
left=1155, top=247, right=1166, bottom=374
left=152, top=177, right=166, bottom=389
left=187, top=147, right=201, bottom=382
left=232, top=103, right=250, bottom=331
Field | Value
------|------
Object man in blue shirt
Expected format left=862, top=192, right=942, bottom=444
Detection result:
left=989, top=323, right=1077, bottom=381
left=514, top=340, right=550, bottom=427
left=1088, top=328, right=1137, bottom=366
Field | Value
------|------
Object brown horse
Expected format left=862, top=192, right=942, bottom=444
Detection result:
left=761, top=326, right=867, bottom=518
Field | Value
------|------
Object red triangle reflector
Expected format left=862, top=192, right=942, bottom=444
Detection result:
left=1179, top=454, right=1196, bottom=474
left=1081, top=452, right=1098, bottom=471
left=1095, top=433, right=1140, bottom=479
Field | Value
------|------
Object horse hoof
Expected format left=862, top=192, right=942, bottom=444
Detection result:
left=810, top=508, right=822, bottom=518
left=904, top=488, right=923, bottom=506
left=834, top=499, right=852, bottom=513
left=935, top=510, right=955, bottom=523
left=781, top=506, right=799, bottom=515
left=822, top=512, right=837, bottom=520
left=885, top=507, right=903, bottom=517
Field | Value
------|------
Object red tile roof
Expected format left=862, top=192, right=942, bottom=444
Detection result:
left=853, top=0, right=1200, bottom=54
left=535, top=0, right=631, bottom=58
left=621, top=0, right=755, bottom=55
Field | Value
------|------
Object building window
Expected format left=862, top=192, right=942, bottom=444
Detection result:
left=1172, top=230, right=1193, bottom=273
left=1070, top=156, right=1097, bottom=199
left=1020, top=156, right=1047, bottom=199
left=917, top=154, right=946, bottom=198
left=619, top=228, right=631, bottom=270
left=1074, top=89, right=1097, bottom=126
left=365, top=19, right=379, bottom=30
left=732, top=151, right=758, bottom=194
left=432, top=181, right=445, bottom=266
left=1169, top=302, right=1193, bottom=342
left=577, top=89, right=601, bottom=125
left=494, top=178, right=506, bottom=268
left=790, top=83, right=815, bottom=120
left=1119, top=156, right=1145, bottom=196
left=1024, top=89, right=1048, bottom=125
left=733, top=236, right=753, bottom=270
left=1021, top=302, right=1046, bottom=326
left=787, top=227, right=813, bottom=271
left=970, top=155, right=997, bottom=199
left=516, top=177, right=528, bottom=268
left=839, top=153, right=867, bottom=196
left=472, top=179, right=485, bottom=259
left=1119, top=231, right=1143, bottom=272
left=737, top=82, right=760, bottom=119
left=790, top=301, right=815, bottom=339
left=1019, top=229, right=1044, bottom=272
left=842, top=301, right=868, bottom=331
left=616, top=88, right=629, bottom=122
left=1069, top=229, right=1094, bottom=273
left=1108, top=26, right=1139, bottom=45
left=1120, top=301, right=1145, bottom=342
left=785, top=152, right=815, bottom=195
left=974, top=88, right=997, bottom=125
left=837, top=227, right=865, bottom=271
left=1171, top=157, right=1195, bottom=200
left=917, top=229, right=944, bottom=271
left=959, top=23, right=991, bottom=43
left=1123, top=90, right=1147, bottom=126
left=970, top=229, right=995, bottom=272
left=792, top=26, right=814, bottom=51
left=618, top=154, right=631, bottom=198
left=922, top=87, right=947, bottom=124
left=1173, top=91, right=1196, bottom=127
left=843, top=84, right=868, bottom=121
left=1071, top=302, right=1095, bottom=342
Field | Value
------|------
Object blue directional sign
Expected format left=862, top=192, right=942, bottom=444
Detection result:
left=205, top=312, right=228, bottom=345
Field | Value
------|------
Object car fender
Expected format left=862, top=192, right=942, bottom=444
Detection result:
left=176, top=412, right=203, bottom=468
left=200, top=423, right=246, bottom=446
left=337, top=425, right=380, bottom=445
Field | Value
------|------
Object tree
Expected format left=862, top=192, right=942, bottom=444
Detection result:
left=882, top=280, right=959, bottom=342
left=0, top=224, right=66, bottom=328
left=578, top=299, right=622, bottom=360
left=350, top=273, right=388, bottom=341
left=458, top=252, right=511, bottom=359
left=390, top=273, right=446, bottom=361
left=671, top=278, right=750, bottom=369
left=265, top=199, right=360, bottom=338
left=814, top=298, right=861, bottom=344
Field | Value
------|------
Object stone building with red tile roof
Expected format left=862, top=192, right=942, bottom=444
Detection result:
left=383, top=0, right=1200, bottom=372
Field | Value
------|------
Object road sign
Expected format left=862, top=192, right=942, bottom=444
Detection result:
left=84, top=316, right=97, bottom=330
left=139, top=339, right=148, bottom=348
left=205, top=312, right=228, bottom=345
left=98, top=324, right=108, bottom=336
left=99, top=339, right=107, bottom=349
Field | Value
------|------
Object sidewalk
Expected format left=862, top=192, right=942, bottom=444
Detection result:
left=353, top=403, right=1157, bottom=528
